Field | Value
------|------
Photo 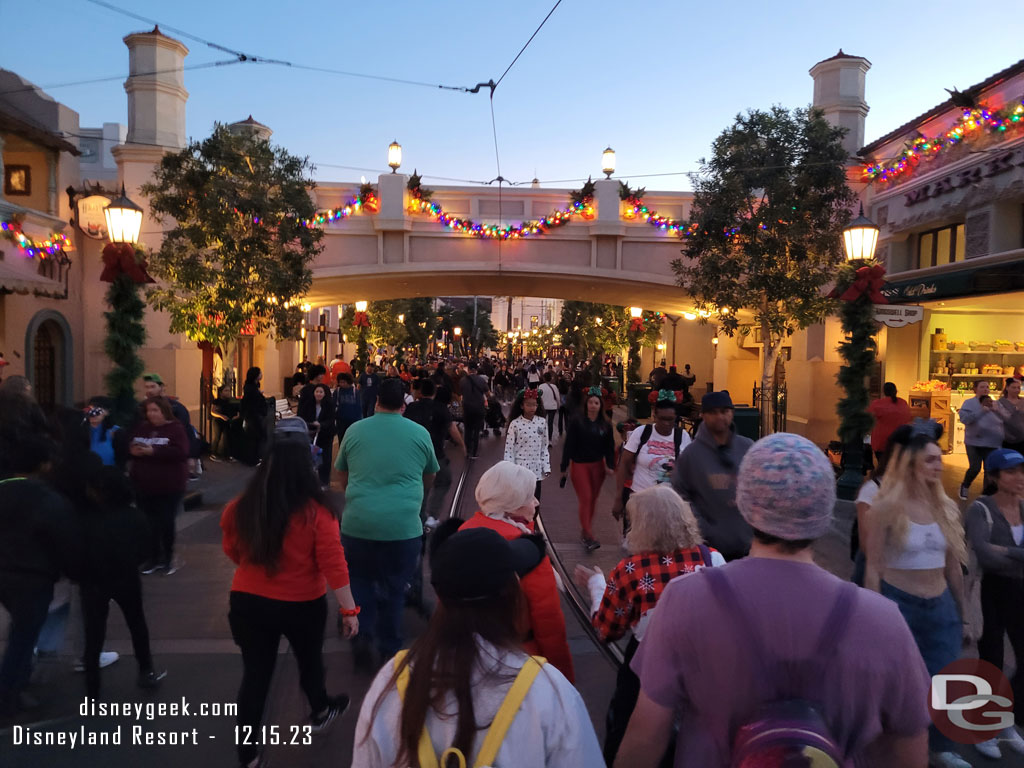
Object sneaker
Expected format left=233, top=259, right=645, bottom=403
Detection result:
left=931, top=751, right=973, bottom=768
left=424, top=516, right=439, bottom=532
left=140, top=562, right=163, bottom=575
left=137, top=669, right=167, bottom=689
left=1002, top=726, right=1024, bottom=755
left=583, top=537, right=601, bottom=553
left=74, top=651, right=120, bottom=672
left=163, top=560, right=182, bottom=576
left=621, top=536, right=630, bottom=551
left=975, top=737, right=1001, bottom=759
left=309, top=694, right=349, bottom=734
left=208, top=455, right=223, bottom=463
left=959, top=484, right=969, bottom=501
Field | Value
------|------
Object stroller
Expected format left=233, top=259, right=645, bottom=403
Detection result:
left=482, top=398, right=506, bottom=437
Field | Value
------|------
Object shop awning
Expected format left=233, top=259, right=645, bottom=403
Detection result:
left=0, top=260, right=66, bottom=297
left=882, top=259, right=1024, bottom=303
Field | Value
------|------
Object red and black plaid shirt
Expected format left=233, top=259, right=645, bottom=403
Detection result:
left=593, top=546, right=715, bottom=642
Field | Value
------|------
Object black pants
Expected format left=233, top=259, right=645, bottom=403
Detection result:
left=81, top=575, right=153, bottom=697
left=978, top=574, right=1024, bottom=722
left=604, top=636, right=674, bottom=768
left=546, top=411, right=557, bottom=440
left=964, top=445, right=995, bottom=490
left=557, top=406, right=567, bottom=435
left=0, top=574, right=52, bottom=710
left=464, top=410, right=484, bottom=457
left=228, top=592, right=330, bottom=764
left=138, top=493, right=182, bottom=567
left=211, top=418, right=231, bottom=458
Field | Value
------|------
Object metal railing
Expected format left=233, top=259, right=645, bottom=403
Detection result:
left=752, top=383, right=788, bottom=436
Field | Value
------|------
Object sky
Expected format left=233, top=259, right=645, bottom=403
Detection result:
left=3, top=0, right=1023, bottom=192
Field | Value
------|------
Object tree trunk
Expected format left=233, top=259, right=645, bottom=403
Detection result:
left=760, top=319, right=783, bottom=437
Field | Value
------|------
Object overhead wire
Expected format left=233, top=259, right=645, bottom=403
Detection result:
left=0, top=60, right=242, bottom=97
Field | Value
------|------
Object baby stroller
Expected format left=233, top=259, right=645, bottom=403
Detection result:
left=482, top=398, right=506, bottom=437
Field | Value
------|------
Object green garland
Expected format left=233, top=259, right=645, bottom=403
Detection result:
left=834, top=263, right=878, bottom=444
left=103, top=253, right=148, bottom=425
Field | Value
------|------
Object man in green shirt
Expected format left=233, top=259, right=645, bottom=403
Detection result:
left=335, top=378, right=438, bottom=667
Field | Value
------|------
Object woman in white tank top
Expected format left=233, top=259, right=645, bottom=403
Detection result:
left=862, top=420, right=969, bottom=768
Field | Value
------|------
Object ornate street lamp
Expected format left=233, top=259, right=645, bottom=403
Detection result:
left=353, top=301, right=370, bottom=372
left=103, top=184, right=144, bottom=244
left=602, top=147, right=616, bottom=179
left=843, top=204, right=880, bottom=262
left=387, top=141, right=402, bottom=173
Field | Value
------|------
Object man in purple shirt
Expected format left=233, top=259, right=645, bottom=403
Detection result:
left=618, top=433, right=931, bottom=768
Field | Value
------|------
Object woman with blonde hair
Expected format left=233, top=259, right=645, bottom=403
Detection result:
left=862, top=419, right=969, bottom=768
left=574, top=484, right=722, bottom=765
left=459, top=461, right=574, bottom=681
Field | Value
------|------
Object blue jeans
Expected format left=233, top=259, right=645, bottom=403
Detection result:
left=881, top=581, right=962, bottom=752
left=340, top=534, right=422, bottom=658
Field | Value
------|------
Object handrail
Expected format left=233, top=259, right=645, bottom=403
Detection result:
left=446, top=456, right=471, bottom=522
left=533, top=512, right=624, bottom=670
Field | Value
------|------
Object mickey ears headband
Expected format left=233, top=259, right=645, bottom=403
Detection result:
left=519, top=388, right=539, bottom=400
left=909, top=417, right=942, bottom=442
left=587, top=385, right=602, bottom=397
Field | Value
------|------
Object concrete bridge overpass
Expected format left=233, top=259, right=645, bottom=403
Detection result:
left=303, top=175, right=698, bottom=313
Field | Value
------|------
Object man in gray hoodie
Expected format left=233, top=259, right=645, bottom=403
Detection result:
left=671, top=391, right=753, bottom=561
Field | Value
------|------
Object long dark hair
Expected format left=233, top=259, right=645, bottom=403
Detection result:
left=232, top=440, right=331, bottom=572
left=369, top=577, right=527, bottom=766
left=244, top=367, right=262, bottom=389
left=580, top=392, right=608, bottom=424
left=883, top=381, right=898, bottom=403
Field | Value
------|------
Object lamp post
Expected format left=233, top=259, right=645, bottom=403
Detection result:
left=836, top=203, right=882, bottom=500
left=453, top=326, right=462, bottom=357
left=354, top=300, right=370, bottom=373
left=602, top=147, right=616, bottom=179
left=100, top=185, right=150, bottom=424
left=387, top=141, right=402, bottom=173
left=626, top=306, right=643, bottom=387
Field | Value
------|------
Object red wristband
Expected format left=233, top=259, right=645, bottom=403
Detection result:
left=339, top=606, right=360, bottom=617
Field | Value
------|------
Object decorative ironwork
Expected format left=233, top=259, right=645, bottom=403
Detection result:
left=752, top=383, right=788, bottom=436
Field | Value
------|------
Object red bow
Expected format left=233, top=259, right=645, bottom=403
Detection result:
left=523, top=388, right=539, bottom=400
left=837, top=264, right=887, bottom=304
left=353, top=311, right=370, bottom=328
left=629, top=317, right=644, bottom=332
left=100, top=243, right=154, bottom=284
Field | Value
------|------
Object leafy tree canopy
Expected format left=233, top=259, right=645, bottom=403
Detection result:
left=142, top=123, right=323, bottom=349
left=673, top=105, right=855, bottom=398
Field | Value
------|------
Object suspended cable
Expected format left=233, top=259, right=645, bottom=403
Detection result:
left=493, top=0, right=564, bottom=90
left=0, top=60, right=241, bottom=97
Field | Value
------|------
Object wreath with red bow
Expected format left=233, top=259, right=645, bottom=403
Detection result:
left=100, top=243, right=154, bottom=284
left=831, top=264, right=887, bottom=304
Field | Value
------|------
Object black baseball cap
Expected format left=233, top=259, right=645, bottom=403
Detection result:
left=431, top=528, right=546, bottom=601
left=702, top=391, right=734, bottom=411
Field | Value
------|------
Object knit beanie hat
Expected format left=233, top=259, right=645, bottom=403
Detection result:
left=736, top=433, right=835, bottom=541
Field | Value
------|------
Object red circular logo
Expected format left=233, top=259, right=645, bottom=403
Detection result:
left=929, top=659, right=1014, bottom=744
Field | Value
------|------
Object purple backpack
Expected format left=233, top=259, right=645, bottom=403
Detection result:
left=704, top=568, right=857, bottom=768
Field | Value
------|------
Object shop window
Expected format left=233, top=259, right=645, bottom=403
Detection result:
left=917, top=223, right=965, bottom=269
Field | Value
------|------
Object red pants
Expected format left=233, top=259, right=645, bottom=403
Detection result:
left=570, top=460, right=606, bottom=539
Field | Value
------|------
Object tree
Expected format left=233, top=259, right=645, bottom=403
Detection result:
left=141, top=124, right=323, bottom=360
left=673, top=106, right=855, bottom=434
left=558, top=302, right=662, bottom=383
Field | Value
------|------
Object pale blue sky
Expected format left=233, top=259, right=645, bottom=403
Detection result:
left=3, top=0, right=1022, bottom=190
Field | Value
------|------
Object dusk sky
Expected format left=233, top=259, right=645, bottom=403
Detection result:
left=3, top=0, right=1023, bottom=191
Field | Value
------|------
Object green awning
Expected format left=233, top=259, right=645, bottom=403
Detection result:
left=882, top=259, right=1024, bottom=303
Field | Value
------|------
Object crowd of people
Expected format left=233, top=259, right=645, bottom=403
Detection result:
left=4, top=351, right=1024, bottom=768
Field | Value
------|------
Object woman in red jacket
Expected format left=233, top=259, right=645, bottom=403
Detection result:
left=459, top=460, right=574, bottom=682
left=221, top=417, right=359, bottom=768
left=868, top=382, right=912, bottom=461
left=129, top=396, right=189, bottom=574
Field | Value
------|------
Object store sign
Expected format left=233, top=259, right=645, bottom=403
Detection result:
left=75, top=194, right=111, bottom=240
left=903, top=148, right=1024, bottom=207
left=874, top=304, right=924, bottom=328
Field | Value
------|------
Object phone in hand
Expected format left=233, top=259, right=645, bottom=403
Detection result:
left=559, top=475, right=567, bottom=488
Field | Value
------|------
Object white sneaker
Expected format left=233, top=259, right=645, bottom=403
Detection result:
left=424, top=516, right=439, bottom=532
left=1002, top=726, right=1024, bottom=755
left=74, top=651, right=120, bottom=672
left=931, top=751, right=973, bottom=768
left=974, top=737, right=1001, bottom=759
left=621, top=536, right=630, bottom=551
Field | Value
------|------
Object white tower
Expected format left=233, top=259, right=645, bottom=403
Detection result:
left=809, top=50, right=871, bottom=156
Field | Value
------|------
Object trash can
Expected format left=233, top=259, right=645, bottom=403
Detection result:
left=628, top=384, right=652, bottom=421
left=732, top=406, right=760, bottom=442
left=601, top=376, right=621, bottom=396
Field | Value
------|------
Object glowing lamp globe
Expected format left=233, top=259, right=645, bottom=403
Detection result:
left=355, top=300, right=368, bottom=313
left=843, top=204, right=880, bottom=262
left=398, top=313, right=405, bottom=324
left=103, top=184, right=144, bottom=244
left=628, top=306, right=643, bottom=319
left=387, top=141, right=402, bottom=173
left=602, top=147, right=615, bottom=179
left=453, top=326, right=462, bottom=337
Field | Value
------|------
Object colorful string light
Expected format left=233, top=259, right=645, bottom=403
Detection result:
left=1, top=220, right=69, bottom=258
left=863, top=100, right=1024, bottom=183
left=406, top=196, right=589, bottom=240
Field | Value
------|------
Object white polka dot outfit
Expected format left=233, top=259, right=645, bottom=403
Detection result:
left=504, top=416, right=551, bottom=480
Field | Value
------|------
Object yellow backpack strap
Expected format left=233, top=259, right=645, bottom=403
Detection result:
left=392, top=652, right=442, bottom=768
left=474, top=656, right=546, bottom=768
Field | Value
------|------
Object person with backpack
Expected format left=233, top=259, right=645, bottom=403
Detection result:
left=560, top=387, right=616, bottom=552
left=575, top=485, right=723, bottom=767
left=862, top=420, right=969, bottom=768
left=459, top=362, right=489, bottom=458
left=613, top=393, right=691, bottom=540
left=670, top=391, right=752, bottom=562
left=619, top=432, right=931, bottom=768
left=351, top=525, right=601, bottom=768
left=539, top=373, right=561, bottom=440
left=965, top=448, right=1024, bottom=760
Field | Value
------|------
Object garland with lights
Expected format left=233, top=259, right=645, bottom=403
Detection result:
left=863, top=99, right=1024, bottom=183
left=1, top=219, right=70, bottom=258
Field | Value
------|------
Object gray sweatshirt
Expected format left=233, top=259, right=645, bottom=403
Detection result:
left=965, top=496, right=1024, bottom=579
left=958, top=396, right=1005, bottom=448
left=671, top=423, right=754, bottom=560
left=997, top=396, right=1024, bottom=444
